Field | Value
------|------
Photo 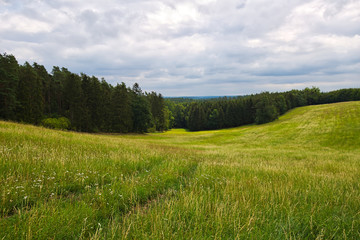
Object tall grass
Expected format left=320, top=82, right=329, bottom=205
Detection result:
left=1, top=101, right=360, bottom=239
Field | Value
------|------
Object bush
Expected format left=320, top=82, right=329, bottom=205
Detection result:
left=41, top=117, right=71, bottom=130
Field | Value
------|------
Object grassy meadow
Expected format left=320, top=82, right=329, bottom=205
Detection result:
left=1, top=101, right=360, bottom=239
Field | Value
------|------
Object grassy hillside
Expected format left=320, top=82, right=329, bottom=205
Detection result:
left=1, top=101, right=360, bottom=239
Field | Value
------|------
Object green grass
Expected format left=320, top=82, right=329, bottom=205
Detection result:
left=1, top=101, right=360, bottom=239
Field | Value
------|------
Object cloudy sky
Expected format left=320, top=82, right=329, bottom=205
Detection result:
left=1, top=0, right=359, bottom=96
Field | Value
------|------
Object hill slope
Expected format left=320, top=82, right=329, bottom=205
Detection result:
left=1, top=101, right=360, bottom=239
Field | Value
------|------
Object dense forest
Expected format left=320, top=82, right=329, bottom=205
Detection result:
left=0, top=53, right=170, bottom=133
left=1, top=53, right=359, bottom=133
left=166, top=88, right=360, bottom=131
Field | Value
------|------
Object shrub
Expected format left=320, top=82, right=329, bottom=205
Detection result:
left=41, top=117, right=71, bottom=130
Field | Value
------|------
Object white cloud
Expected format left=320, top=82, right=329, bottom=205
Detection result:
left=0, top=15, right=52, bottom=33
left=0, top=0, right=359, bottom=96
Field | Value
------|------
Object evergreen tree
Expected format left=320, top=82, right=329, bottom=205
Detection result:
left=131, top=83, right=152, bottom=133
left=243, top=97, right=256, bottom=124
left=99, top=79, right=113, bottom=132
left=171, top=103, right=187, bottom=128
left=255, top=93, right=279, bottom=124
left=63, top=71, right=85, bottom=130
left=207, top=108, right=220, bottom=130
left=274, top=94, right=288, bottom=115
left=147, top=92, right=167, bottom=131
left=163, top=106, right=173, bottom=130
left=111, top=83, right=133, bottom=133
left=33, top=63, right=52, bottom=116
left=224, top=102, right=236, bottom=128
left=17, top=62, right=43, bottom=124
left=80, top=74, right=103, bottom=132
left=304, top=87, right=320, bottom=105
left=89, top=76, right=103, bottom=131
left=0, top=53, right=19, bottom=120
left=51, top=66, right=66, bottom=116
left=80, top=73, right=92, bottom=131
left=187, top=102, right=206, bottom=131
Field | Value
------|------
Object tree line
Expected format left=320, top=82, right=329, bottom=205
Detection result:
left=2, top=53, right=359, bottom=133
left=0, top=53, right=170, bottom=133
left=166, top=87, right=360, bottom=131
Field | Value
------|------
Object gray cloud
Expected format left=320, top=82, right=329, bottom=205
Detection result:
left=0, top=0, right=359, bottom=96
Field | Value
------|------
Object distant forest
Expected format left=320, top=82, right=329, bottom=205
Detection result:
left=166, top=87, right=360, bottom=131
left=1, top=53, right=359, bottom=133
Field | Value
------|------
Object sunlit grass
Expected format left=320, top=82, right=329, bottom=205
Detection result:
left=1, top=101, right=360, bottom=239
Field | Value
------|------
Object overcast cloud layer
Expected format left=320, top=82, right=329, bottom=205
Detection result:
left=1, top=0, right=359, bottom=96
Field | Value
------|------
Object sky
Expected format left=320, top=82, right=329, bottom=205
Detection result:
left=1, top=0, right=359, bottom=96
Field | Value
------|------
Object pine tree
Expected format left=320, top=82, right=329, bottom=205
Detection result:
left=50, top=66, right=66, bottom=116
left=147, top=92, right=167, bottom=131
left=33, top=63, right=52, bottom=116
left=63, top=71, right=85, bottom=130
left=99, top=79, right=113, bottom=132
left=17, top=62, right=43, bottom=124
left=255, top=93, right=279, bottom=124
left=131, top=83, right=152, bottom=133
left=0, top=53, right=19, bottom=120
left=111, top=83, right=133, bottom=133
left=187, top=103, right=206, bottom=131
